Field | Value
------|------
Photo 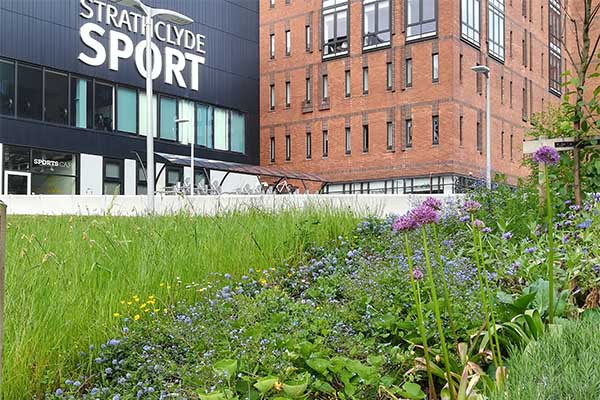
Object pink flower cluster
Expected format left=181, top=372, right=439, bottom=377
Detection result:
left=392, top=197, right=441, bottom=232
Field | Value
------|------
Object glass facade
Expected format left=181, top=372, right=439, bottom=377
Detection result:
left=0, top=59, right=15, bottom=116
left=406, top=0, right=437, bottom=40
left=322, top=0, right=349, bottom=58
left=70, top=77, right=93, bottom=129
left=44, top=71, right=69, bottom=125
left=363, top=0, right=391, bottom=49
left=461, top=0, right=480, bottom=46
left=103, top=159, right=123, bottom=195
left=214, top=107, right=229, bottom=151
left=94, top=82, right=113, bottom=131
left=159, top=96, right=177, bottom=140
left=17, top=64, right=42, bottom=120
left=117, top=87, right=137, bottom=134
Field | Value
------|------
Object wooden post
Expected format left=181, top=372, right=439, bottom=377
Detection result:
left=0, top=201, right=6, bottom=397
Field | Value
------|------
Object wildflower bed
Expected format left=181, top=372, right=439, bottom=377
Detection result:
left=46, top=189, right=600, bottom=399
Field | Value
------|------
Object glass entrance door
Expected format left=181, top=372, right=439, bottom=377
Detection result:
left=4, top=171, right=31, bottom=194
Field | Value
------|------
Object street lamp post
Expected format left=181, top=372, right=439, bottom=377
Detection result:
left=472, top=65, right=492, bottom=190
left=110, top=0, right=194, bottom=212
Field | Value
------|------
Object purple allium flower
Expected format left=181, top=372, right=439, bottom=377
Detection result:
left=422, top=197, right=442, bottom=211
left=392, top=215, right=417, bottom=232
left=502, top=232, right=513, bottom=240
left=409, top=204, right=440, bottom=226
left=459, top=215, right=470, bottom=223
left=412, top=268, right=424, bottom=281
left=532, top=145, right=560, bottom=165
left=472, top=219, right=486, bottom=230
left=524, top=246, right=537, bottom=254
left=482, top=227, right=492, bottom=234
left=463, top=200, right=482, bottom=213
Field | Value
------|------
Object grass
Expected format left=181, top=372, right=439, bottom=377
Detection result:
left=494, top=318, right=600, bottom=400
left=4, top=208, right=358, bottom=399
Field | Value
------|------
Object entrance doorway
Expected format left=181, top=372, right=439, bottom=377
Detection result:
left=4, top=171, right=31, bottom=194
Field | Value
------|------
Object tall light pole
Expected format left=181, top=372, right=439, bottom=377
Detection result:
left=472, top=65, right=492, bottom=190
left=110, top=0, right=194, bottom=211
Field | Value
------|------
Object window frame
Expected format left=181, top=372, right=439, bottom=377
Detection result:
left=386, top=121, right=394, bottom=150
left=270, top=136, right=276, bottom=162
left=103, top=158, right=124, bottom=195
left=158, top=94, right=178, bottom=141
left=322, top=74, right=329, bottom=101
left=305, top=25, right=312, bottom=51
left=305, top=77, right=312, bottom=103
left=362, top=67, right=369, bottom=94
left=488, top=0, right=505, bottom=62
left=405, top=0, right=438, bottom=41
left=362, top=0, right=392, bottom=51
left=405, top=119, right=413, bottom=148
left=406, top=58, right=413, bottom=87
left=306, top=131, right=312, bottom=159
left=285, top=81, right=291, bottom=108
left=285, top=30, right=291, bottom=56
left=322, top=0, right=350, bottom=59
left=270, top=33, right=275, bottom=59
left=432, top=115, right=439, bottom=145
left=548, top=0, right=562, bottom=96
left=116, top=85, right=139, bottom=135
left=345, top=127, right=351, bottom=154
left=0, top=58, right=16, bottom=117
left=17, top=63, right=43, bottom=121
left=345, top=70, right=351, bottom=97
left=386, top=62, right=393, bottom=90
left=461, top=0, right=481, bottom=47
left=270, top=84, right=275, bottom=111
left=44, top=69, right=70, bottom=126
left=285, top=134, right=291, bottom=160
left=322, top=129, right=329, bottom=157
left=432, top=53, right=439, bottom=82
left=362, top=124, right=369, bottom=152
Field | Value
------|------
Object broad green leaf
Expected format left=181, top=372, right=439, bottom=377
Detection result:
left=306, top=358, right=331, bottom=374
left=199, top=392, right=227, bottom=400
left=213, top=359, right=238, bottom=379
left=401, top=382, right=426, bottom=399
left=282, top=381, right=308, bottom=398
left=253, top=377, right=279, bottom=394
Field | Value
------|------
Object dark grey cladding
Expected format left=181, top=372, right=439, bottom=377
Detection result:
left=0, top=0, right=259, bottom=164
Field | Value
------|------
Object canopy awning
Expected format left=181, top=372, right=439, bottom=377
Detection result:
left=155, top=152, right=325, bottom=182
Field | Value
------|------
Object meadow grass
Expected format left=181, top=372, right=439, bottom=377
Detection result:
left=4, top=208, right=358, bottom=399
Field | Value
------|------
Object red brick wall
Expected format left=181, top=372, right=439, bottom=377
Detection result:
left=259, top=0, right=560, bottom=186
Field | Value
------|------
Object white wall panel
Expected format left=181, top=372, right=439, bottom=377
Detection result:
left=124, top=159, right=136, bottom=195
left=80, top=154, right=103, bottom=195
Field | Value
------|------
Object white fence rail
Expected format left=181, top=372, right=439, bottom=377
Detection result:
left=0, top=194, right=460, bottom=216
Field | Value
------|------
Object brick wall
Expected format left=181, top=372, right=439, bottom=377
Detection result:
left=259, top=0, right=561, bottom=186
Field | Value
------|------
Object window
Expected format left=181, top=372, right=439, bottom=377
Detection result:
left=432, top=53, right=439, bottom=82
left=322, top=130, right=329, bottom=157
left=285, top=81, right=291, bottom=107
left=461, top=0, right=481, bottom=46
left=510, top=133, right=514, bottom=160
left=322, top=0, right=349, bottom=58
left=270, top=34, right=275, bottom=58
left=0, top=59, right=15, bottom=116
left=270, top=84, right=275, bottom=110
left=165, top=166, right=183, bottom=188
left=432, top=115, right=439, bottom=144
left=305, top=77, right=312, bottom=103
left=386, top=62, right=393, bottom=90
left=501, top=130, right=505, bottom=158
left=363, top=67, right=369, bottom=94
left=322, top=74, right=329, bottom=100
left=345, top=127, right=351, bottom=154
left=138, top=90, right=157, bottom=137
left=510, top=30, right=513, bottom=57
left=136, top=162, right=147, bottom=195
left=17, top=64, right=42, bottom=120
left=406, top=58, right=413, bottom=87
left=270, top=137, right=276, bottom=162
left=405, top=119, right=413, bottom=148
left=488, top=0, right=505, bottom=61
left=230, top=111, right=245, bottom=153
left=305, top=25, right=312, bottom=51
left=159, top=96, right=177, bottom=140
left=196, top=103, right=213, bottom=147
left=306, top=132, right=312, bottom=159
left=406, top=0, right=437, bottom=40
left=477, top=118, right=482, bottom=151
left=270, top=0, right=275, bottom=7
left=94, top=82, right=113, bottom=131
left=459, top=54, right=463, bottom=82
left=214, top=107, right=229, bottom=150
left=44, top=70, right=69, bottom=125
left=363, top=0, right=391, bottom=49
left=103, top=159, right=124, bottom=195
left=509, top=80, right=513, bottom=108
left=501, top=76, right=505, bottom=103
left=345, top=70, right=351, bottom=97
left=362, top=124, right=369, bottom=152
left=522, top=81, right=528, bottom=121
left=549, top=0, right=561, bottom=95
left=386, top=121, right=394, bottom=150
left=117, top=87, right=137, bottom=134
left=522, top=0, right=527, bottom=17
left=459, top=115, right=463, bottom=146
left=522, top=29, right=528, bottom=67
left=285, top=135, right=291, bottom=160
left=285, top=30, right=291, bottom=56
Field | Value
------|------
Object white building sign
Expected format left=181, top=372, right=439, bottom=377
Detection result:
left=77, top=0, right=206, bottom=91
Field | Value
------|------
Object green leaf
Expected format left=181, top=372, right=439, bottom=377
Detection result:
left=401, top=382, right=426, bottom=399
left=213, top=359, right=238, bottom=379
left=253, top=377, right=279, bottom=394
left=282, top=381, right=308, bottom=398
left=367, top=354, right=385, bottom=367
left=306, top=358, right=331, bottom=375
left=199, top=392, right=227, bottom=400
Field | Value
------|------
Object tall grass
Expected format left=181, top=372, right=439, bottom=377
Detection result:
left=4, top=208, right=358, bottom=399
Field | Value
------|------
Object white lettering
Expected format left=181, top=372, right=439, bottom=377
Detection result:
left=196, top=34, right=206, bottom=54
left=185, top=53, right=205, bottom=91
left=173, top=26, right=185, bottom=47
left=78, top=23, right=107, bottom=67
left=92, top=0, right=106, bottom=23
left=165, top=24, right=177, bottom=45
left=109, top=30, right=134, bottom=71
left=79, top=0, right=94, bottom=19
left=154, top=21, right=167, bottom=42
left=165, top=47, right=187, bottom=88
left=183, top=30, right=196, bottom=50
left=106, top=4, right=120, bottom=28
left=117, top=9, right=132, bottom=32
left=130, top=12, right=142, bottom=34
left=134, top=41, right=162, bottom=80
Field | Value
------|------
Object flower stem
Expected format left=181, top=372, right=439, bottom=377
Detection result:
left=546, top=169, right=555, bottom=324
left=421, top=227, right=456, bottom=400
left=432, top=224, right=457, bottom=338
left=470, top=215, right=499, bottom=370
left=403, top=233, right=436, bottom=399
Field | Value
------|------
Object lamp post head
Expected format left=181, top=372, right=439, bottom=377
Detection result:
left=471, top=65, right=490, bottom=75
left=175, top=118, right=190, bottom=124
left=108, top=0, right=194, bottom=25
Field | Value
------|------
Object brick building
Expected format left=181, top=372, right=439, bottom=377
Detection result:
left=259, top=0, right=563, bottom=194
